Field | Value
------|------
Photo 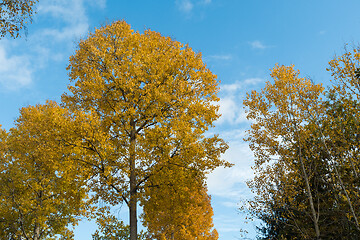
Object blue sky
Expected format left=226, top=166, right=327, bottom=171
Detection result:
left=1, top=0, right=360, bottom=239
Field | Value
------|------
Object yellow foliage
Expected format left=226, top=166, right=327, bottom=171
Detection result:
left=243, top=65, right=325, bottom=238
left=142, top=166, right=218, bottom=240
left=62, top=20, right=229, bottom=239
left=0, top=101, right=89, bottom=239
left=0, top=0, right=38, bottom=38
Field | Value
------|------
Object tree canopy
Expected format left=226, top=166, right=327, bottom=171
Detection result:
left=0, top=101, right=89, bottom=240
left=61, top=20, right=229, bottom=240
left=243, top=48, right=360, bottom=239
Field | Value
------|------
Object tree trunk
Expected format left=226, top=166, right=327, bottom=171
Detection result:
left=34, top=223, right=40, bottom=240
left=332, top=161, right=360, bottom=230
left=318, top=134, right=360, bottom=231
left=34, top=190, right=42, bottom=240
left=129, top=120, right=137, bottom=240
left=299, top=153, right=321, bottom=239
left=306, top=100, right=360, bottom=232
left=294, top=120, right=321, bottom=239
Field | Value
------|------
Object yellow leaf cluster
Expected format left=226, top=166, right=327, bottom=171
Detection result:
left=0, top=0, right=38, bottom=38
left=0, top=101, right=89, bottom=239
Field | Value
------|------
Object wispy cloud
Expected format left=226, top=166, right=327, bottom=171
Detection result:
left=206, top=54, right=232, bottom=61
left=89, top=0, right=106, bottom=9
left=207, top=140, right=254, bottom=199
left=221, top=201, right=239, bottom=208
left=0, top=43, right=32, bottom=90
left=176, top=0, right=194, bottom=13
left=176, top=0, right=212, bottom=14
left=0, top=0, right=106, bottom=91
left=249, top=40, right=268, bottom=49
left=216, top=78, right=264, bottom=125
left=242, top=77, right=263, bottom=85
left=37, top=0, right=90, bottom=41
left=217, top=97, right=248, bottom=125
left=220, top=82, right=241, bottom=92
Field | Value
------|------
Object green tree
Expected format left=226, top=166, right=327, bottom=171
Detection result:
left=62, top=20, right=229, bottom=240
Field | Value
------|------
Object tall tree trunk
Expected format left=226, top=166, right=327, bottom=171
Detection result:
left=34, top=190, right=42, bottom=240
left=129, top=119, right=137, bottom=240
left=293, top=114, right=321, bottom=239
left=299, top=152, right=321, bottom=239
left=332, top=161, right=360, bottom=230
left=305, top=99, right=360, bottom=231
left=34, top=223, right=40, bottom=240
left=318, top=133, right=360, bottom=231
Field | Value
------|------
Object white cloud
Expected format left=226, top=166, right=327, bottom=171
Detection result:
left=220, top=81, right=241, bottom=92
left=176, top=0, right=212, bottom=14
left=216, top=78, right=264, bottom=125
left=40, top=23, right=89, bottom=41
left=0, top=43, right=32, bottom=90
left=218, top=97, right=237, bottom=124
left=0, top=0, right=107, bottom=91
left=221, top=78, right=263, bottom=91
left=242, top=77, right=263, bottom=85
left=177, top=0, right=194, bottom=13
left=213, top=213, right=257, bottom=236
left=206, top=54, right=232, bottom=61
left=37, top=0, right=91, bottom=41
left=207, top=78, right=264, bottom=204
left=217, top=82, right=243, bottom=125
left=249, top=40, right=267, bottom=49
left=89, top=0, right=106, bottom=9
left=207, top=141, right=254, bottom=199
left=221, top=201, right=239, bottom=208
left=217, top=97, right=248, bottom=125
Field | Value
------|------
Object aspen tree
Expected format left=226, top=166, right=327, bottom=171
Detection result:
left=244, top=65, right=324, bottom=239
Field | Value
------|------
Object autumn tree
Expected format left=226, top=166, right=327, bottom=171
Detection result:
left=92, top=210, right=147, bottom=240
left=243, top=65, right=325, bottom=239
left=61, top=20, right=229, bottom=240
left=252, top=126, right=359, bottom=239
left=244, top=57, right=360, bottom=239
left=142, top=165, right=218, bottom=239
left=325, top=47, right=360, bottom=230
left=0, top=101, right=89, bottom=239
left=0, top=0, right=38, bottom=38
